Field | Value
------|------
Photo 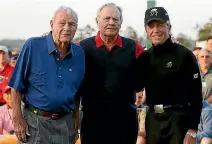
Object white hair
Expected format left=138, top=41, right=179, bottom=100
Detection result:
left=52, top=6, right=78, bottom=23
left=96, top=3, right=123, bottom=24
left=199, top=48, right=212, bottom=56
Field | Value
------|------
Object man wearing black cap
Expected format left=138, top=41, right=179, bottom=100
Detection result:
left=10, top=50, right=19, bottom=67
left=136, top=7, right=202, bottom=144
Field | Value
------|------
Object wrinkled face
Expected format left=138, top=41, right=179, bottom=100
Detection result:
left=3, top=92, right=11, bottom=108
left=146, top=20, right=170, bottom=46
left=10, top=59, right=17, bottom=67
left=136, top=92, right=145, bottom=106
left=0, top=51, right=9, bottom=64
left=97, top=6, right=121, bottom=37
left=193, top=49, right=201, bottom=59
left=51, top=10, right=78, bottom=43
left=207, top=39, right=212, bottom=51
left=198, top=51, right=212, bottom=69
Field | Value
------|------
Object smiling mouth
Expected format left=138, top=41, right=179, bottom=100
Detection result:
left=152, top=35, right=162, bottom=38
left=62, top=35, right=71, bottom=37
left=152, top=35, right=161, bottom=37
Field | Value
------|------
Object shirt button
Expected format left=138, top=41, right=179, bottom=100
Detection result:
left=59, top=67, right=61, bottom=69
left=58, top=75, right=62, bottom=78
left=57, top=58, right=59, bottom=61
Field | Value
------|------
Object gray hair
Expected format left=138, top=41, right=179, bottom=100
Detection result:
left=52, top=6, right=78, bottom=23
left=170, top=33, right=181, bottom=44
left=96, top=3, right=123, bottom=24
left=199, top=48, right=212, bottom=56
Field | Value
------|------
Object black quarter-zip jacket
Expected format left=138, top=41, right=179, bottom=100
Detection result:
left=136, top=38, right=202, bottom=130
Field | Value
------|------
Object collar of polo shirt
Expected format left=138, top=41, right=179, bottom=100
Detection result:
left=46, top=32, right=74, bottom=56
left=95, top=31, right=123, bottom=48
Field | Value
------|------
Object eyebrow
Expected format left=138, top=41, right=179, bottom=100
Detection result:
left=103, top=16, right=120, bottom=19
left=58, top=19, right=74, bottom=21
left=199, top=55, right=210, bottom=57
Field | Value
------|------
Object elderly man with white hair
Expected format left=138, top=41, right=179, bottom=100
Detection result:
left=8, top=6, right=85, bottom=144
left=78, top=3, right=145, bottom=144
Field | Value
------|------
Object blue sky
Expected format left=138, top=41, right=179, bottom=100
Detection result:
left=0, top=0, right=211, bottom=40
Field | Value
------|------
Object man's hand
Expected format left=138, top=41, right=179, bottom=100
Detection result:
left=13, top=117, right=28, bottom=143
left=73, top=109, right=79, bottom=136
left=138, top=130, right=146, bottom=138
left=183, top=129, right=197, bottom=144
left=206, top=95, right=212, bottom=104
left=201, top=137, right=212, bottom=144
left=11, top=88, right=28, bottom=142
left=73, top=100, right=80, bottom=142
left=74, top=127, right=79, bottom=142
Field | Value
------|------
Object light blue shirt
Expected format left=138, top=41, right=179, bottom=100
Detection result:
left=197, top=101, right=212, bottom=143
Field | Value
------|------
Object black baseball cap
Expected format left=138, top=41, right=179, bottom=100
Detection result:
left=11, top=54, right=19, bottom=60
left=145, top=7, right=170, bottom=25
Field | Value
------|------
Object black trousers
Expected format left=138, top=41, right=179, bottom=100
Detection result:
left=145, top=109, right=188, bottom=144
left=80, top=104, right=138, bottom=144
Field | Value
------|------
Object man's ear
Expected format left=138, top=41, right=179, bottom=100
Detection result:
left=95, top=17, right=98, bottom=24
left=50, top=20, right=53, bottom=30
left=144, top=25, right=147, bottom=32
left=168, top=24, right=172, bottom=33
left=96, top=17, right=101, bottom=29
left=197, top=56, right=200, bottom=62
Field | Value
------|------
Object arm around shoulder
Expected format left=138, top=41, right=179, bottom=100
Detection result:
left=182, top=50, right=202, bottom=130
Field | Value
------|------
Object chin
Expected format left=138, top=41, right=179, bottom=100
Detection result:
left=60, top=39, right=71, bottom=43
left=105, top=32, right=118, bottom=37
left=61, top=36, right=73, bottom=42
left=151, top=36, right=167, bottom=45
left=152, top=41, right=162, bottom=46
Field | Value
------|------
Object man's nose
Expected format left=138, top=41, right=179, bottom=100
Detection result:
left=64, top=23, right=71, bottom=31
left=108, top=18, right=115, bottom=25
left=152, top=26, right=159, bottom=33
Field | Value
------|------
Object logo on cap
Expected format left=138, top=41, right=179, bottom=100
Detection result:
left=150, top=8, right=158, bottom=16
left=166, top=61, right=172, bottom=68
